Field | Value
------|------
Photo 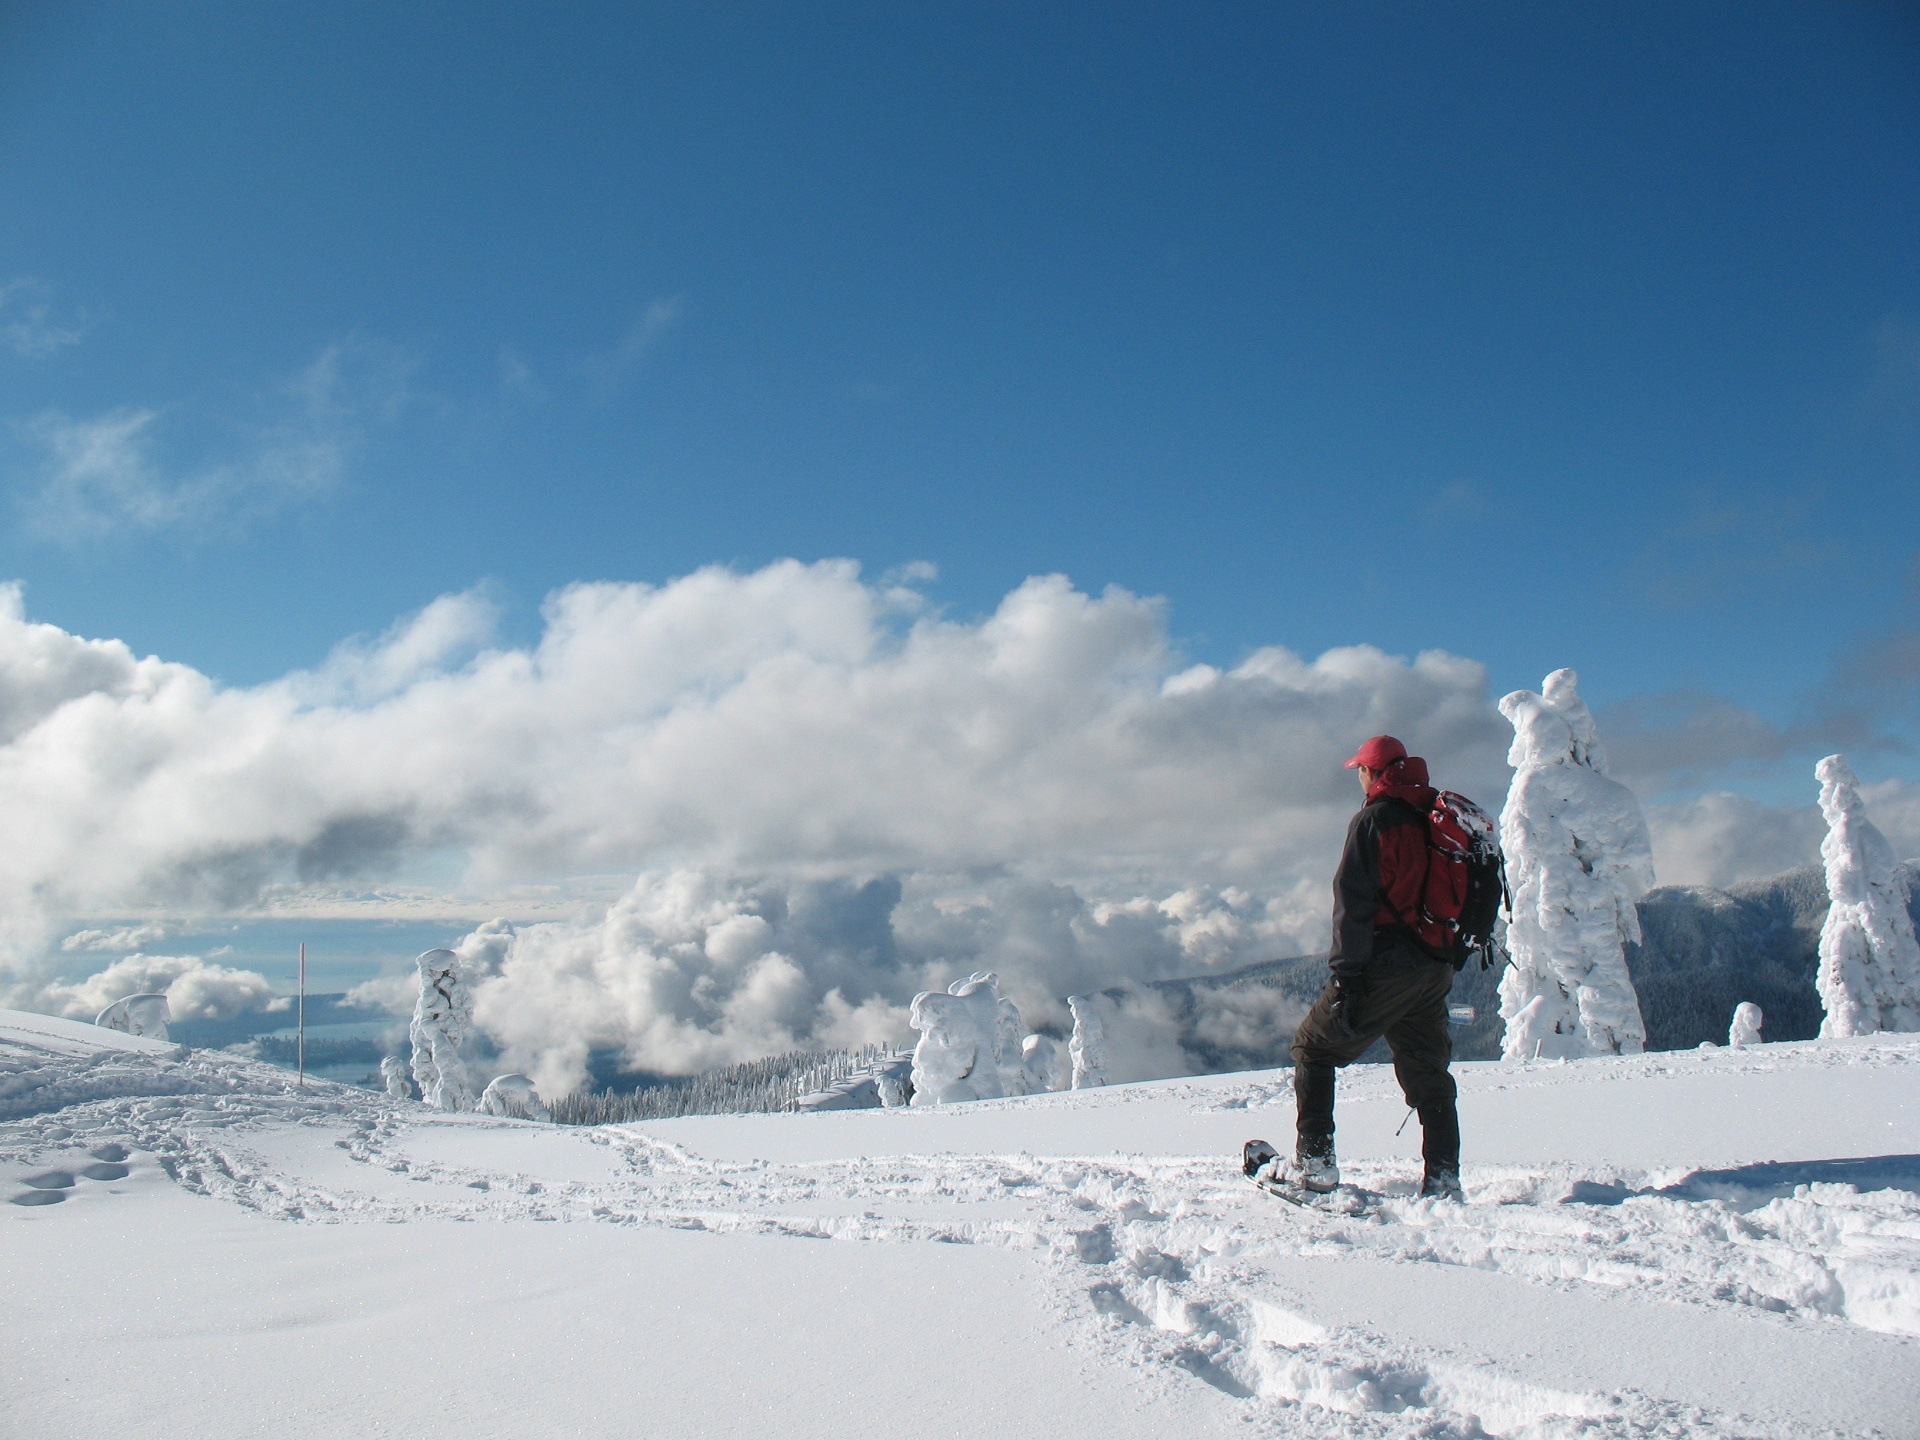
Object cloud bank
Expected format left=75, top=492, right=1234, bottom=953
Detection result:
left=0, top=560, right=1514, bottom=960
left=348, top=870, right=1318, bottom=1097
left=1642, top=780, right=1920, bottom=891
left=17, top=951, right=284, bottom=1023
left=6, top=557, right=1906, bottom=1084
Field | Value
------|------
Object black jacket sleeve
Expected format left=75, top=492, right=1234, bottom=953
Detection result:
left=1328, top=805, right=1382, bottom=981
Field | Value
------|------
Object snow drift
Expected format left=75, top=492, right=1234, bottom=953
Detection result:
left=6, top=1004, right=1920, bottom=1440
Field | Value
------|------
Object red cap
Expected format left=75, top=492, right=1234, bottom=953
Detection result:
left=1344, top=735, right=1408, bottom=771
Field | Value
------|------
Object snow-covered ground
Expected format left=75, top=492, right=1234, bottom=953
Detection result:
left=4, top=1009, right=1917, bottom=1439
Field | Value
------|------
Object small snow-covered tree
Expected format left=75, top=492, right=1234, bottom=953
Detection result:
left=908, top=972, right=1009, bottom=1106
left=1728, top=1002, right=1763, bottom=1049
left=1021, top=1033, right=1064, bottom=1094
left=1815, top=755, right=1920, bottom=1038
left=409, top=948, right=475, bottom=1111
left=477, top=1073, right=550, bottom=1121
left=379, top=1055, right=413, bottom=1099
left=875, top=1067, right=912, bottom=1107
left=1067, top=995, right=1107, bottom=1088
left=96, top=993, right=171, bottom=1040
left=1497, top=668, right=1656, bottom=1060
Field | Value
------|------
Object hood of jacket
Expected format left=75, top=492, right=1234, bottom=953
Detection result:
left=1366, top=754, right=1436, bottom=810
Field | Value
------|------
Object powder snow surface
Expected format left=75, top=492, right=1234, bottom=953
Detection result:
left=3, top=1010, right=1917, bottom=1440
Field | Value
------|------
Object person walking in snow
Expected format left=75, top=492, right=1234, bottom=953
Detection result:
left=1282, top=735, right=1463, bottom=1201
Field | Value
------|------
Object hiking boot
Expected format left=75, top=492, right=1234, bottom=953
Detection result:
left=1419, top=1167, right=1464, bottom=1203
left=1286, top=1144, right=1340, bottom=1194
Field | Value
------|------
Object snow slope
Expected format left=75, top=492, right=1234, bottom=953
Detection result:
left=3, top=1009, right=1917, bottom=1439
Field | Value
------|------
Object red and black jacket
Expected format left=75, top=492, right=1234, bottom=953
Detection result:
left=1329, top=756, right=1438, bottom=980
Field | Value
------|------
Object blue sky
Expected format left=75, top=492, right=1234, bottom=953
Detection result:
left=2, top=1, right=1917, bottom=798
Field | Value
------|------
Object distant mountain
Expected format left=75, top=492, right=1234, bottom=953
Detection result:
left=1626, top=862, right=1919, bottom=1052
left=1149, top=861, right=1920, bottom=1068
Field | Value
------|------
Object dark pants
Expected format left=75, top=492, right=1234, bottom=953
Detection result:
left=1290, top=947, right=1459, bottom=1173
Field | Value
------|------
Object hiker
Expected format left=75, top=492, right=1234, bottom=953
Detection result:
left=1283, top=735, right=1464, bottom=1201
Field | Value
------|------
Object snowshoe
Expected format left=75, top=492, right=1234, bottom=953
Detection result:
left=1242, top=1139, right=1373, bottom=1214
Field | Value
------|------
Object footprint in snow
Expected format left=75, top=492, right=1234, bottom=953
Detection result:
left=10, top=1148, right=136, bottom=1205
left=11, top=1170, right=76, bottom=1205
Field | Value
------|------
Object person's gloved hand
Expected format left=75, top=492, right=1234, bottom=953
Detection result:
left=1331, top=975, right=1367, bottom=1039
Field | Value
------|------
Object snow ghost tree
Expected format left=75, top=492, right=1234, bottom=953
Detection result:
left=908, top=972, right=1012, bottom=1106
left=477, top=1073, right=551, bottom=1121
left=380, top=1055, right=413, bottom=1100
left=1728, top=1002, right=1764, bottom=1049
left=1814, top=755, right=1920, bottom=1038
left=875, top=1067, right=912, bottom=1108
left=1021, top=1033, right=1064, bottom=1094
left=409, top=948, right=476, bottom=1111
left=1497, top=669, right=1656, bottom=1060
left=1067, top=995, right=1107, bottom=1089
left=995, top=989, right=1032, bottom=1096
left=95, top=993, right=171, bottom=1041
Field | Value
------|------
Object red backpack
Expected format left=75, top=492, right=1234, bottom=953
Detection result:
left=1386, top=791, right=1509, bottom=970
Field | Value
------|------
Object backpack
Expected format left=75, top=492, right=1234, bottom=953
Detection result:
left=1385, top=791, right=1510, bottom=970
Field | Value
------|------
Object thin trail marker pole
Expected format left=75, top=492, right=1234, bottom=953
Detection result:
left=298, top=942, right=306, bottom=1089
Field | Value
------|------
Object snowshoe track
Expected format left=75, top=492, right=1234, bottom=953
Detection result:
left=5, top=1023, right=1917, bottom=1437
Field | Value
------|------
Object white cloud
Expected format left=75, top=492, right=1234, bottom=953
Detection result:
left=0, top=560, right=1520, bottom=968
left=11, top=338, right=410, bottom=538
left=6, top=556, right=1878, bottom=1082
left=293, top=589, right=502, bottom=706
left=0, top=561, right=1525, bottom=1060
left=583, top=297, right=683, bottom=400
left=348, top=869, right=1318, bottom=1098
left=496, top=344, right=544, bottom=404
left=1643, top=793, right=1825, bottom=890
left=1857, top=775, right=1920, bottom=864
left=0, top=278, right=87, bottom=357
left=60, top=922, right=174, bottom=953
left=8, top=951, right=283, bottom=1021
left=1642, top=776, right=1920, bottom=891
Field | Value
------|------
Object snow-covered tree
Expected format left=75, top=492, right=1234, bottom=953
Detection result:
left=1021, top=1033, right=1064, bottom=1094
left=1728, top=1002, right=1764, bottom=1049
left=875, top=1066, right=912, bottom=1108
left=995, top=989, right=1032, bottom=1095
left=908, top=972, right=1010, bottom=1106
left=1497, top=668, right=1656, bottom=1060
left=1815, top=754, right=1920, bottom=1038
left=1067, top=995, right=1107, bottom=1088
left=95, top=992, right=170, bottom=1040
left=409, top=947, right=475, bottom=1111
left=477, top=1073, right=550, bottom=1121
left=380, top=1054, right=413, bottom=1100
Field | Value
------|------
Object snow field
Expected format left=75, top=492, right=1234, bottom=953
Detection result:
left=4, top=1010, right=1918, bottom=1439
